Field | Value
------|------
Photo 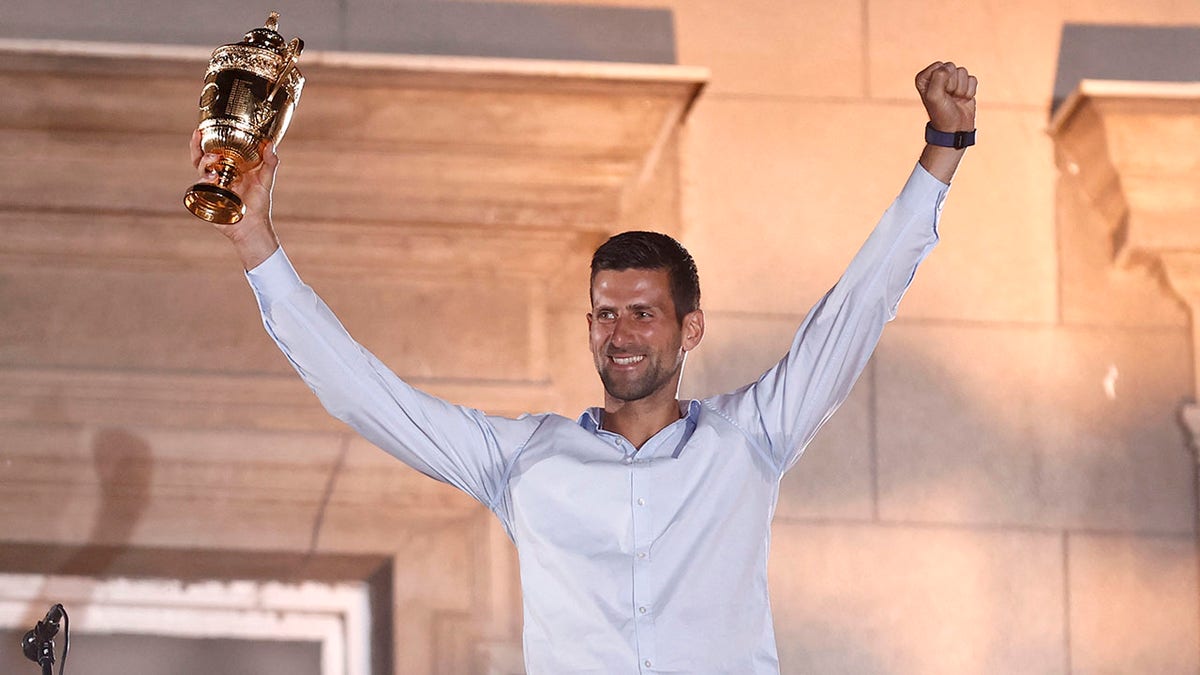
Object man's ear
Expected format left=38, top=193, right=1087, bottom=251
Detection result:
left=681, top=309, right=704, bottom=352
left=586, top=312, right=594, bottom=331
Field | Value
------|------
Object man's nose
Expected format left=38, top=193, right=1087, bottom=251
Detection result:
left=608, top=316, right=634, bottom=348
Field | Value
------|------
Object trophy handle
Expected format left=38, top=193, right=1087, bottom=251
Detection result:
left=264, top=38, right=304, bottom=109
left=254, top=37, right=304, bottom=133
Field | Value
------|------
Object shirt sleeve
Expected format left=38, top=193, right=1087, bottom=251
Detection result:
left=246, top=247, right=535, bottom=508
left=707, top=163, right=948, bottom=475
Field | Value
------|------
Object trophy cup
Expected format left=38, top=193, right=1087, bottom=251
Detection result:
left=184, top=12, right=304, bottom=224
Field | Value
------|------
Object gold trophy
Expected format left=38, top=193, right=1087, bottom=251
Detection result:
left=184, top=12, right=304, bottom=224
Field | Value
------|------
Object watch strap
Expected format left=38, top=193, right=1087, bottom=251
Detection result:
left=925, top=122, right=975, bottom=149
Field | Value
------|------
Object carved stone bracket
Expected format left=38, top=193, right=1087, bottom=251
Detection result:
left=1050, top=80, right=1200, bottom=383
left=1049, top=79, right=1200, bottom=451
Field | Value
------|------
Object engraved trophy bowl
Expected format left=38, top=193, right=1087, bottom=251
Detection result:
left=184, top=11, right=304, bottom=224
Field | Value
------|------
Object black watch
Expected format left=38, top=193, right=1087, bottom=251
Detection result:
left=925, top=122, right=975, bottom=149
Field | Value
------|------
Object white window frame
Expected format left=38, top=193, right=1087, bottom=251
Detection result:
left=0, top=573, right=371, bottom=675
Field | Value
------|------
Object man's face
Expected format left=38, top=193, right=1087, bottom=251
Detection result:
left=588, top=268, right=701, bottom=403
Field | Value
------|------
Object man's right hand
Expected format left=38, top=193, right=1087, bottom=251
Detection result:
left=189, top=129, right=282, bottom=271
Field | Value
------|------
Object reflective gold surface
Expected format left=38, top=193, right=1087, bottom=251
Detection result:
left=184, top=12, right=304, bottom=224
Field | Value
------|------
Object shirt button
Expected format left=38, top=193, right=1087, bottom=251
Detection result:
left=639, top=606, right=647, bottom=614
left=637, top=551, right=647, bottom=559
left=623, top=456, right=633, bottom=465
left=645, top=659, right=652, bottom=667
left=637, top=498, right=646, bottom=506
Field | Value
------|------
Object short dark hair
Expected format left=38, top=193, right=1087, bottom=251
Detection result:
left=590, top=231, right=700, bottom=322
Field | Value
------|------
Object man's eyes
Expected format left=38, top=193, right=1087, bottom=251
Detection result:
left=595, top=309, right=655, bottom=320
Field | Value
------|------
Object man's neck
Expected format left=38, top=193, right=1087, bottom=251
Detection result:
left=601, top=393, right=684, bottom=449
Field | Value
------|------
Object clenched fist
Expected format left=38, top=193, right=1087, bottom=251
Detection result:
left=915, top=62, right=977, bottom=133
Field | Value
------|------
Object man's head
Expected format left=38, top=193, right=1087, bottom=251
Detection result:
left=587, top=231, right=704, bottom=405
left=590, top=231, right=700, bottom=323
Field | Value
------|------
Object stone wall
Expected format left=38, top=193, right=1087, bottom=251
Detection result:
left=1, top=0, right=1197, bottom=673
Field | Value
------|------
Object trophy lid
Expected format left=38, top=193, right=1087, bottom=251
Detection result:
left=237, top=12, right=299, bottom=56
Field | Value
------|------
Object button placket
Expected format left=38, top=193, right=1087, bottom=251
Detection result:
left=629, top=458, right=656, bottom=669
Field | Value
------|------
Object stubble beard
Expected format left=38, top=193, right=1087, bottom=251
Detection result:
left=597, top=353, right=682, bottom=403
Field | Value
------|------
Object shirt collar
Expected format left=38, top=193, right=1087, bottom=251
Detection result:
left=577, top=399, right=701, bottom=434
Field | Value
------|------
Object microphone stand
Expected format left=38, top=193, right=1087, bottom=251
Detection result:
left=21, top=603, right=68, bottom=675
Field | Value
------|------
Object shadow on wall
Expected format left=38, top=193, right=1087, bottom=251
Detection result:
left=3, top=428, right=154, bottom=674
left=60, top=428, right=155, bottom=576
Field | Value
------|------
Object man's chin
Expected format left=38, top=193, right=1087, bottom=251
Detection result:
left=599, top=375, right=653, bottom=403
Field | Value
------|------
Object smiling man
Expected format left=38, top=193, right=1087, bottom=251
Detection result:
left=194, top=61, right=977, bottom=673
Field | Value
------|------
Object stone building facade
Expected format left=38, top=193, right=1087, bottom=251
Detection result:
left=0, top=1, right=1197, bottom=673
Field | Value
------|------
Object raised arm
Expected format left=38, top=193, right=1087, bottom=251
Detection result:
left=189, top=133, right=532, bottom=508
left=709, top=62, right=978, bottom=473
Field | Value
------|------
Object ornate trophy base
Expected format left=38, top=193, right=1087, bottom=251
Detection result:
left=184, top=182, right=246, bottom=224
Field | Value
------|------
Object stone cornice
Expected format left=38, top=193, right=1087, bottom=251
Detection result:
left=1049, top=79, right=1200, bottom=268
left=0, top=39, right=706, bottom=234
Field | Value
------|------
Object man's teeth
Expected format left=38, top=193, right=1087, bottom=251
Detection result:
left=612, top=355, right=644, bottom=365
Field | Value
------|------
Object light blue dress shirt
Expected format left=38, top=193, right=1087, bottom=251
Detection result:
left=246, top=164, right=948, bottom=673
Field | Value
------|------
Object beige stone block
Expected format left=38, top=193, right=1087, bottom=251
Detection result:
left=902, top=109, right=1058, bottom=323
left=868, top=0, right=1065, bottom=107
left=769, top=522, right=1064, bottom=674
left=0, top=424, right=342, bottom=552
left=875, top=323, right=1194, bottom=533
left=498, top=0, right=864, bottom=97
left=683, top=312, right=875, bottom=520
left=1064, top=0, right=1200, bottom=24
left=0, top=264, right=286, bottom=375
left=682, top=98, right=1056, bottom=323
left=1, top=251, right=570, bottom=415
left=672, top=0, right=864, bottom=97
left=683, top=97, right=923, bottom=317
left=313, top=275, right=541, bottom=382
left=1068, top=532, right=1199, bottom=673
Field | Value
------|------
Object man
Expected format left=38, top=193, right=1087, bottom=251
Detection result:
left=193, top=61, right=976, bottom=673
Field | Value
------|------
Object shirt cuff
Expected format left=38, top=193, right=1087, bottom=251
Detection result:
left=897, top=162, right=950, bottom=215
left=245, top=246, right=304, bottom=302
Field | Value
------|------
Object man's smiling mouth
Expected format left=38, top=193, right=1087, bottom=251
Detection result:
left=610, top=355, right=645, bottom=366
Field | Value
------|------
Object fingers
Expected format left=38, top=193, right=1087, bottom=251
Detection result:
left=247, top=142, right=279, bottom=186
left=197, top=152, right=223, bottom=181
left=189, top=129, right=203, bottom=170
left=914, top=61, right=944, bottom=94
left=260, top=142, right=279, bottom=173
left=941, top=63, right=973, bottom=98
left=917, top=61, right=977, bottom=99
left=950, top=65, right=972, bottom=97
